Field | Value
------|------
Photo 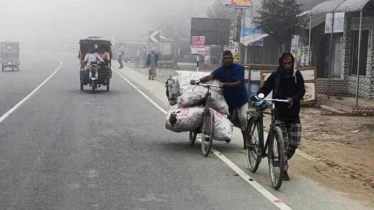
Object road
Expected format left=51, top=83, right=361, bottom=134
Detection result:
left=0, top=51, right=371, bottom=210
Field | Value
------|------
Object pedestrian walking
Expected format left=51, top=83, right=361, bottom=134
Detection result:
left=146, top=50, right=158, bottom=80
left=118, top=52, right=124, bottom=69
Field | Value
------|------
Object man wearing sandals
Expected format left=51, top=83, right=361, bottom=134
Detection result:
left=253, top=52, right=305, bottom=181
left=190, top=50, right=249, bottom=149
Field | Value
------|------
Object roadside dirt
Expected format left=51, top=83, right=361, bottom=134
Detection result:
left=293, top=108, right=374, bottom=207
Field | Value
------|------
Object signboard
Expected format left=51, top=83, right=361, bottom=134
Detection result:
left=191, top=36, right=206, bottom=48
left=325, top=13, right=345, bottom=33
left=245, top=64, right=278, bottom=100
left=191, top=18, right=230, bottom=46
left=162, top=43, right=171, bottom=55
left=225, top=0, right=251, bottom=7
left=191, top=46, right=210, bottom=55
left=149, top=30, right=161, bottom=43
left=241, top=28, right=261, bottom=37
left=260, top=68, right=318, bottom=104
left=234, top=52, right=239, bottom=63
left=240, top=28, right=267, bottom=46
left=249, top=81, right=261, bottom=96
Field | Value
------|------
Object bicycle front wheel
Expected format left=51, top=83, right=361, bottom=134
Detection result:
left=268, top=126, right=285, bottom=190
left=201, top=109, right=214, bottom=157
left=246, top=118, right=262, bottom=173
left=189, top=130, right=197, bottom=145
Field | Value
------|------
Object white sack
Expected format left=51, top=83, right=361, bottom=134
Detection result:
left=177, top=86, right=207, bottom=107
left=213, top=110, right=233, bottom=141
left=176, top=71, right=221, bottom=94
left=208, top=90, right=230, bottom=115
left=176, top=71, right=209, bottom=94
left=165, top=105, right=204, bottom=133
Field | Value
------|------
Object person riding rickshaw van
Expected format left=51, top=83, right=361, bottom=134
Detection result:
left=79, top=37, right=112, bottom=93
left=83, top=47, right=104, bottom=79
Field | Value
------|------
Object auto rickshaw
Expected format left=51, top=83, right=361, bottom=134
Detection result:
left=79, top=36, right=112, bottom=93
left=1, top=42, right=20, bottom=71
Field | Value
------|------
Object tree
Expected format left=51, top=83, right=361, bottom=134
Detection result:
left=255, top=0, right=304, bottom=50
left=207, top=0, right=236, bottom=19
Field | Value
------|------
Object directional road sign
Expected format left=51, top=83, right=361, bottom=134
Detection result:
left=149, top=31, right=161, bottom=43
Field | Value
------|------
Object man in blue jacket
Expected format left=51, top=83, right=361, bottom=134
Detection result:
left=191, top=50, right=249, bottom=148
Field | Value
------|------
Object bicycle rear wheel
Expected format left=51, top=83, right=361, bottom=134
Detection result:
left=201, top=109, right=214, bottom=157
left=268, top=126, right=285, bottom=190
left=246, top=118, right=262, bottom=173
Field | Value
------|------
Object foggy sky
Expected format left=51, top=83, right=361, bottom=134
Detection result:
left=0, top=0, right=214, bottom=52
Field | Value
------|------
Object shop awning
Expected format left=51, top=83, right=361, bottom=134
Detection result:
left=335, top=0, right=374, bottom=12
left=310, top=0, right=374, bottom=15
left=310, top=0, right=344, bottom=15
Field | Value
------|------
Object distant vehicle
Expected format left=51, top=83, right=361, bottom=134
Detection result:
left=79, top=36, right=112, bottom=93
left=1, top=42, right=20, bottom=71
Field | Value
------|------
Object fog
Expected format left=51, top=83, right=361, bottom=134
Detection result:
left=0, top=0, right=214, bottom=53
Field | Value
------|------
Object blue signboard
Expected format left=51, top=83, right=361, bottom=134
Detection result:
left=245, top=81, right=261, bottom=99
left=240, top=28, right=261, bottom=37
left=240, top=28, right=264, bottom=42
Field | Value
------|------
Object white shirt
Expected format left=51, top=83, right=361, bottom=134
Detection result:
left=84, top=52, right=104, bottom=65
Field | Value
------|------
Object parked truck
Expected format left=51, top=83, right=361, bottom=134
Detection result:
left=1, top=42, right=20, bottom=71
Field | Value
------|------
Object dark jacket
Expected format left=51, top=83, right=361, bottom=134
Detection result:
left=146, top=53, right=159, bottom=67
left=258, top=53, right=305, bottom=122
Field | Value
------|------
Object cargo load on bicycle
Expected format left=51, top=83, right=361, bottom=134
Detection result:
left=164, top=71, right=234, bottom=156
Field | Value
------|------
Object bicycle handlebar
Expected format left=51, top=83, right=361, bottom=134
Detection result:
left=253, top=95, right=291, bottom=104
left=263, top=98, right=291, bottom=103
left=196, top=83, right=220, bottom=88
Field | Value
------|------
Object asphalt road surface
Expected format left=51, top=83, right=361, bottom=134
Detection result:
left=0, top=51, right=371, bottom=210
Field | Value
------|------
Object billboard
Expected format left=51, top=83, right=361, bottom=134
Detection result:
left=225, top=0, right=251, bottom=7
left=191, top=18, right=230, bottom=46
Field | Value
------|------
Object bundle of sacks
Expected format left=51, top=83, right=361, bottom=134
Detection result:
left=165, top=71, right=233, bottom=141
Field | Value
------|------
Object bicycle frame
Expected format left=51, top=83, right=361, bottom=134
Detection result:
left=249, top=99, right=288, bottom=157
left=247, top=97, right=290, bottom=189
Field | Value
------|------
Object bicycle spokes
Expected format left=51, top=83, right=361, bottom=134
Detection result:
left=268, top=127, right=285, bottom=190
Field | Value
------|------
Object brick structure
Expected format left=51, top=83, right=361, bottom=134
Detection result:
left=317, top=78, right=348, bottom=95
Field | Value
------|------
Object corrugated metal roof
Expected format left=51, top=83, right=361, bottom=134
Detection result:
left=335, top=0, right=372, bottom=12
left=310, top=0, right=373, bottom=15
left=310, top=0, right=345, bottom=15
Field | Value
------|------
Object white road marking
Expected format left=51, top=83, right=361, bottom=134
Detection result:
left=0, top=60, right=63, bottom=124
left=113, top=68, right=167, bottom=115
left=113, top=68, right=293, bottom=210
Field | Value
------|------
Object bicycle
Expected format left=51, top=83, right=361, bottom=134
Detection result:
left=188, top=83, right=220, bottom=157
left=245, top=93, right=291, bottom=190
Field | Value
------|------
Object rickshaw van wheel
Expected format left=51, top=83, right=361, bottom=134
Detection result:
left=107, top=81, right=110, bottom=91
left=91, top=81, right=96, bottom=94
left=80, top=83, right=83, bottom=91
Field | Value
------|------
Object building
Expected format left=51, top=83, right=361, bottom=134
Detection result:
left=308, top=0, right=374, bottom=99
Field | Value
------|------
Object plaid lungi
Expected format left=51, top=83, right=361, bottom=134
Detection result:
left=148, top=67, right=157, bottom=77
left=278, top=120, right=302, bottom=170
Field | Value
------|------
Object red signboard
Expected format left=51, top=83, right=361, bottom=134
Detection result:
left=191, top=36, right=206, bottom=48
